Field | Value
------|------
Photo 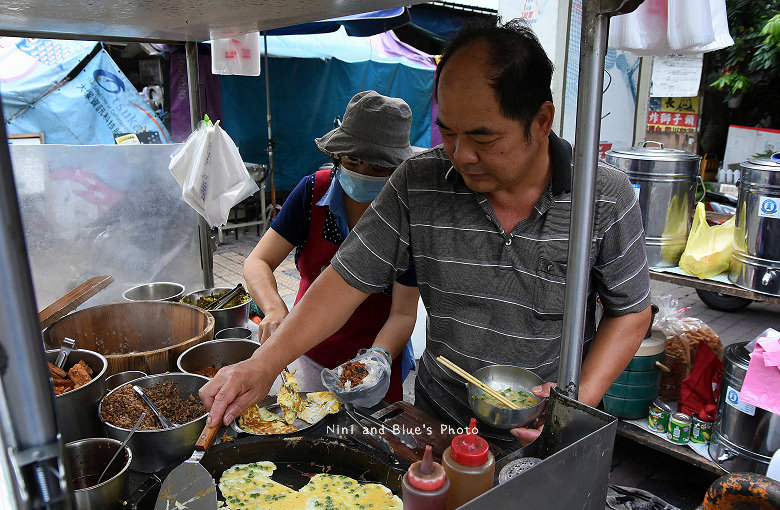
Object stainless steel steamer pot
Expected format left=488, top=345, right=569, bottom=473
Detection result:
left=730, top=156, right=780, bottom=295
left=605, top=142, right=701, bottom=268
left=709, top=342, right=780, bottom=475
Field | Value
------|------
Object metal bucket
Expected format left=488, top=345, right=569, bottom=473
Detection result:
left=709, top=342, right=780, bottom=475
left=605, top=142, right=701, bottom=267
left=729, top=156, right=780, bottom=296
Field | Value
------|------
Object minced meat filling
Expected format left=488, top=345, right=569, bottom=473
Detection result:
left=101, top=381, right=206, bottom=430
left=338, top=360, right=369, bottom=388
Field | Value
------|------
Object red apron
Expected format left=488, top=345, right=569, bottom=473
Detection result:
left=295, top=169, right=403, bottom=403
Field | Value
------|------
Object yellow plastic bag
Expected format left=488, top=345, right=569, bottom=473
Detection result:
left=679, top=202, right=735, bottom=279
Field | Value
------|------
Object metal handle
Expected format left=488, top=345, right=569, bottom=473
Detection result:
left=695, top=175, right=707, bottom=204
left=132, top=385, right=175, bottom=429
left=98, top=412, right=145, bottom=484
left=54, top=337, right=76, bottom=369
left=717, top=449, right=738, bottom=463
left=206, top=283, right=244, bottom=311
left=642, top=140, right=664, bottom=149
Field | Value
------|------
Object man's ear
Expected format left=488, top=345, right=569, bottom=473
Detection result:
left=533, top=102, right=555, bottom=137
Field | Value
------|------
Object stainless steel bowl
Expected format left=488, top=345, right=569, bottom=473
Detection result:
left=45, top=349, right=107, bottom=443
left=122, top=282, right=185, bottom=302
left=215, top=327, right=252, bottom=340
left=177, top=339, right=258, bottom=376
left=98, top=373, right=209, bottom=473
left=467, top=365, right=545, bottom=430
left=181, top=287, right=250, bottom=332
left=104, top=371, right=147, bottom=392
left=65, top=438, right=131, bottom=510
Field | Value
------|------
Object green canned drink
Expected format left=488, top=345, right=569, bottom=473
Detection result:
left=648, top=399, right=672, bottom=433
left=690, top=415, right=713, bottom=444
left=667, top=412, right=691, bottom=444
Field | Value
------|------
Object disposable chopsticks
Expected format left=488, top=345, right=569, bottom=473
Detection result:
left=436, top=356, right=521, bottom=410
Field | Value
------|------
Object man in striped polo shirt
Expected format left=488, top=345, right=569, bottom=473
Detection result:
left=201, top=20, right=652, bottom=444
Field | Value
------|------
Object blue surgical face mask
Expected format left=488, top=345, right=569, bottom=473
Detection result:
left=337, top=166, right=390, bottom=203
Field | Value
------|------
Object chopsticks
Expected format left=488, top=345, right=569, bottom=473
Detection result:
left=436, top=356, right=521, bottom=410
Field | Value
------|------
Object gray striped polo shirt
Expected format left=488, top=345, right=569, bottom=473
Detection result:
left=331, top=132, right=651, bottom=425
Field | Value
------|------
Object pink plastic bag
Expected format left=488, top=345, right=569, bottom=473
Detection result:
left=740, top=337, right=780, bottom=415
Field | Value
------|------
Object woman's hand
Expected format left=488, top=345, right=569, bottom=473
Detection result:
left=199, top=357, right=276, bottom=427
left=258, top=311, right=286, bottom=343
left=509, top=382, right=556, bottom=445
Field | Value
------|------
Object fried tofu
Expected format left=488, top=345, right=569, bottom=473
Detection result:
left=48, top=362, right=67, bottom=379
left=67, top=361, right=92, bottom=388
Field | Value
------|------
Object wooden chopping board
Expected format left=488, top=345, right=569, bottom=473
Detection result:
left=350, top=402, right=502, bottom=465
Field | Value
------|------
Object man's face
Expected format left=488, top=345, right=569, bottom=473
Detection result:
left=436, top=42, right=548, bottom=195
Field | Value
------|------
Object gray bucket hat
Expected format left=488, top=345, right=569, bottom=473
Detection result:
left=315, top=90, right=418, bottom=168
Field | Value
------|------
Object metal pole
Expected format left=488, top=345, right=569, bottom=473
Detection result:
left=0, top=97, right=72, bottom=508
left=558, top=0, right=643, bottom=397
left=185, top=41, right=215, bottom=288
left=263, top=33, right=277, bottom=216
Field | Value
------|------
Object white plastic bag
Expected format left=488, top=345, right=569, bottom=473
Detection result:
left=169, top=119, right=259, bottom=227
left=321, top=349, right=391, bottom=408
left=210, top=31, right=262, bottom=76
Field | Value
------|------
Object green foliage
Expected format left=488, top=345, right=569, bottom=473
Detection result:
left=709, top=1, right=780, bottom=96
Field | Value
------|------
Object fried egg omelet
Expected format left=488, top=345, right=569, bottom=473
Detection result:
left=278, top=371, right=302, bottom=424
left=219, top=462, right=402, bottom=510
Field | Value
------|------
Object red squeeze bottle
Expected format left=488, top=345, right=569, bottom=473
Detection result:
left=402, top=445, right=450, bottom=510
left=441, top=418, right=495, bottom=509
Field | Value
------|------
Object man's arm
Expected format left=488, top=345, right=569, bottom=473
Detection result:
left=372, top=282, right=420, bottom=360
left=578, top=305, right=652, bottom=407
left=199, top=266, right=369, bottom=426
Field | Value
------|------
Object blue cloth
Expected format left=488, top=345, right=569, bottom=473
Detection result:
left=316, top=172, right=350, bottom=239
left=401, top=341, right=416, bottom=382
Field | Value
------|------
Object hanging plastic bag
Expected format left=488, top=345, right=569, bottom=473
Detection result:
left=679, top=202, right=735, bottom=279
left=169, top=117, right=259, bottom=227
left=321, top=348, right=391, bottom=408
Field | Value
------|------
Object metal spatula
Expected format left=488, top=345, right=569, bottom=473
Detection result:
left=153, top=410, right=224, bottom=510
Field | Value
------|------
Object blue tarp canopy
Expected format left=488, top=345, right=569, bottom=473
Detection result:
left=218, top=28, right=436, bottom=191
left=267, top=8, right=411, bottom=37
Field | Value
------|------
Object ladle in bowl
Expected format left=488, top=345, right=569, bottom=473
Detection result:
left=97, top=412, right=145, bottom=484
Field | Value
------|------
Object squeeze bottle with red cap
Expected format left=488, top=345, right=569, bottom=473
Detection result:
left=402, top=445, right=450, bottom=510
left=441, top=418, right=495, bottom=509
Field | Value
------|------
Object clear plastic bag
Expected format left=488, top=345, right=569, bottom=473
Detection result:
left=679, top=202, right=735, bottom=279
left=654, top=295, right=724, bottom=401
left=321, top=348, right=391, bottom=408
left=168, top=119, right=259, bottom=227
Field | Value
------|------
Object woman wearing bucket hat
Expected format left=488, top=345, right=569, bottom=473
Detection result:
left=242, top=91, right=421, bottom=403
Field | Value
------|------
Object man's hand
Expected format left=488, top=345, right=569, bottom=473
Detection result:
left=258, top=311, right=285, bottom=343
left=509, top=382, right=556, bottom=445
left=199, top=358, right=275, bottom=427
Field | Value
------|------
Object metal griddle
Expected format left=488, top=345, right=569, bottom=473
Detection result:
left=127, top=436, right=406, bottom=509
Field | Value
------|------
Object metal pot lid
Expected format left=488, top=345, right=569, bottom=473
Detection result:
left=742, top=155, right=780, bottom=172
left=605, top=141, right=700, bottom=162
left=725, top=341, right=751, bottom=368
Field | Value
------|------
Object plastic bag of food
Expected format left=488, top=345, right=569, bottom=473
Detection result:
left=679, top=202, right=735, bottom=279
left=654, top=295, right=724, bottom=401
left=321, top=348, right=391, bottom=408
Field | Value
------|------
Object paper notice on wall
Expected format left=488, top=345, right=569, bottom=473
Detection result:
left=651, top=55, right=703, bottom=97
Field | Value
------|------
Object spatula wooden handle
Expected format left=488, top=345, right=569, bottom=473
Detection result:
left=194, top=421, right=222, bottom=452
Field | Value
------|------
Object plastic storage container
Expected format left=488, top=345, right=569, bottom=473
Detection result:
left=603, top=334, right=665, bottom=419
left=442, top=418, right=495, bottom=510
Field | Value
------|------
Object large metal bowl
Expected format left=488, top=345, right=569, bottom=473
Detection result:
left=98, top=373, right=209, bottom=473
left=45, top=349, right=107, bottom=443
left=467, top=365, right=545, bottom=430
left=122, top=282, right=185, bottom=302
left=181, top=287, right=250, bottom=332
left=177, top=339, right=258, bottom=376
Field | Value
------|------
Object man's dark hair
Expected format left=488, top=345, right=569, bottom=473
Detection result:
left=435, top=19, right=554, bottom=137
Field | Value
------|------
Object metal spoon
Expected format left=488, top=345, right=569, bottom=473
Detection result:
left=132, top=385, right=175, bottom=429
left=97, top=412, right=145, bottom=484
